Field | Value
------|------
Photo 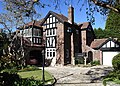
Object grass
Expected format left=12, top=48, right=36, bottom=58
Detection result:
left=18, top=69, right=55, bottom=84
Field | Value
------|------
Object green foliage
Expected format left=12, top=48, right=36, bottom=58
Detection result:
left=112, top=53, right=120, bottom=70
left=75, top=57, right=84, bottom=64
left=105, top=2, right=120, bottom=41
left=0, top=55, right=17, bottom=71
left=1, top=68, right=18, bottom=74
left=103, top=70, right=120, bottom=86
left=19, top=65, right=39, bottom=72
left=0, top=72, right=42, bottom=86
left=90, top=60, right=100, bottom=66
left=0, top=72, right=21, bottom=86
left=94, top=28, right=106, bottom=39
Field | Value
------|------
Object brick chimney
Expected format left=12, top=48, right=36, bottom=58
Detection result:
left=68, top=5, right=74, bottom=24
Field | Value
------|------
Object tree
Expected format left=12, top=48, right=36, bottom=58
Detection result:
left=48, top=0, right=120, bottom=23
left=94, top=28, right=106, bottom=39
left=105, top=0, right=120, bottom=40
left=91, top=0, right=120, bottom=13
left=0, top=0, right=120, bottom=32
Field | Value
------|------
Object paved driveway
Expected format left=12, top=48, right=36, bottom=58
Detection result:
left=44, top=65, right=113, bottom=86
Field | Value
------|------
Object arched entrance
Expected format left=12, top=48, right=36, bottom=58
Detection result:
left=87, top=51, right=93, bottom=63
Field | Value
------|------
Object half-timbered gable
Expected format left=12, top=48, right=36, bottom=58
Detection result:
left=40, top=6, right=82, bottom=66
left=100, top=38, right=120, bottom=51
left=90, top=38, right=120, bottom=66
left=40, top=11, right=70, bottom=66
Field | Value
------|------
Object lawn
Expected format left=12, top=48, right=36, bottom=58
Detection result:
left=18, top=69, right=55, bottom=84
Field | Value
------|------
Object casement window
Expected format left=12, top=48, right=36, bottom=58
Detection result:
left=46, top=28, right=56, bottom=37
left=46, top=36, right=56, bottom=48
left=46, top=48, right=56, bottom=59
left=33, top=37, right=42, bottom=44
left=33, top=28, right=41, bottom=37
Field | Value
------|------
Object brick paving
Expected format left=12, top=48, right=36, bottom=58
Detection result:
left=44, top=65, right=113, bottom=86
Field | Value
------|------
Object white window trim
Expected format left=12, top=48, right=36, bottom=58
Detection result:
left=46, top=48, right=56, bottom=59
left=46, top=28, right=56, bottom=37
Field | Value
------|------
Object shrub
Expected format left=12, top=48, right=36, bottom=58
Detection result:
left=0, top=72, right=42, bottom=86
left=103, top=70, right=120, bottom=86
left=75, top=57, right=84, bottom=64
left=90, top=60, right=100, bottom=66
left=1, top=67, right=18, bottom=73
left=0, top=72, right=20, bottom=86
left=112, top=53, right=120, bottom=70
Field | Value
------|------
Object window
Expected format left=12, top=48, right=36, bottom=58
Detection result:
left=53, top=52, right=55, bottom=57
left=50, top=24, right=52, bottom=28
left=33, top=38, right=36, bottom=43
left=46, top=48, right=56, bottom=59
left=50, top=52, right=52, bottom=57
left=53, top=23, right=55, bottom=27
left=46, top=28, right=56, bottom=36
left=33, top=29, right=41, bottom=37
left=39, top=38, right=41, bottom=44
left=47, top=24, right=49, bottom=28
left=46, top=37, right=56, bottom=47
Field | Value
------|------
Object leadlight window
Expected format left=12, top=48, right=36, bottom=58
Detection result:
left=46, top=28, right=56, bottom=37
left=46, top=48, right=56, bottom=59
left=33, top=28, right=41, bottom=37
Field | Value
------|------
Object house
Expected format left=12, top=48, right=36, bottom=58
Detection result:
left=12, top=6, right=120, bottom=66
left=90, top=38, right=120, bottom=66
left=13, top=21, right=45, bottom=66
left=12, top=6, right=82, bottom=66
left=40, top=6, right=81, bottom=66
left=80, top=22, right=120, bottom=66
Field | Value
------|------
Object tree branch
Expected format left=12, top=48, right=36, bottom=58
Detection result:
left=91, top=0, right=120, bottom=14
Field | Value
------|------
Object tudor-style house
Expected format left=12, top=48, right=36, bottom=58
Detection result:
left=40, top=6, right=81, bottom=66
left=11, top=6, right=120, bottom=66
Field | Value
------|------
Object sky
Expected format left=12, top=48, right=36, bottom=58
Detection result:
left=0, top=0, right=107, bottom=30
left=38, top=0, right=107, bottom=29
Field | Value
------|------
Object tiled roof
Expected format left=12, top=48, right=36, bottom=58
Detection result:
left=40, top=11, right=69, bottom=25
left=52, top=11, right=68, bottom=22
left=24, top=20, right=42, bottom=28
left=90, top=38, right=108, bottom=49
